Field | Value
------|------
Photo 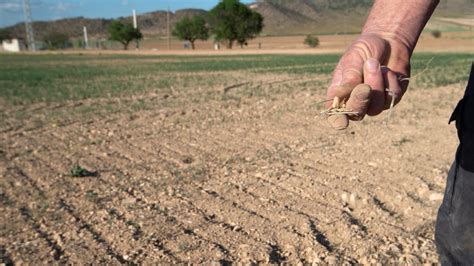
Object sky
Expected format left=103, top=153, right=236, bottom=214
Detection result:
left=0, top=0, right=254, bottom=28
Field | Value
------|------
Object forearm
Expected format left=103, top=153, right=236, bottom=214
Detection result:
left=362, top=0, right=439, bottom=53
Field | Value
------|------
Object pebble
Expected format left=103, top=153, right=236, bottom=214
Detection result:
left=122, top=198, right=137, bottom=205
left=349, top=193, right=357, bottom=206
left=429, top=192, right=444, bottom=201
left=368, top=162, right=378, bottom=167
left=341, top=192, right=348, bottom=203
left=325, top=256, right=338, bottom=265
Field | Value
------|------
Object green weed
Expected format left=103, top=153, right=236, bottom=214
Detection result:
left=69, top=164, right=98, bottom=178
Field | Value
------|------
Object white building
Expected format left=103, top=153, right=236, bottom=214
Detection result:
left=249, top=3, right=260, bottom=9
left=2, top=39, right=26, bottom=52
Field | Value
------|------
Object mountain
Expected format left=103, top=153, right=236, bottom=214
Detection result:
left=251, top=0, right=374, bottom=35
left=252, top=0, right=473, bottom=35
left=4, top=9, right=206, bottom=40
left=2, top=0, right=473, bottom=40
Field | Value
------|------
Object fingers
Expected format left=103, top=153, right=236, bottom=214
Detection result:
left=382, top=67, right=404, bottom=109
left=363, top=58, right=385, bottom=116
left=327, top=84, right=371, bottom=130
left=326, top=56, right=364, bottom=108
left=327, top=114, right=349, bottom=130
left=346, top=84, right=371, bottom=121
left=326, top=84, right=353, bottom=108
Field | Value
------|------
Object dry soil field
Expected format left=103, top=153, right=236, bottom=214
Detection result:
left=0, top=52, right=473, bottom=264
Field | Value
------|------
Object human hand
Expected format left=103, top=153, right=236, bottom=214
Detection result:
left=325, top=0, right=441, bottom=130
left=326, top=32, right=411, bottom=129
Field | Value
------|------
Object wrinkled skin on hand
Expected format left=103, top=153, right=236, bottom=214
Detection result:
left=326, top=33, right=411, bottom=122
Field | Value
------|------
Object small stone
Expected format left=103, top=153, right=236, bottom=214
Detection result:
left=349, top=193, right=357, bottom=206
left=341, top=193, right=348, bottom=203
left=368, top=162, right=377, bottom=167
left=429, top=193, right=444, bottom=201
left=325, top=255, right=338, bottom=264
left=167, top=187, right=175, bottom=196
left=182, top=156, right=193, bottom=164
left=122, top=198, right=137, bottom=205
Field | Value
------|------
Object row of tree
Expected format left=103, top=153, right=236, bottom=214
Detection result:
left=173, top=0, right=264, bottom=49
left=0, top=0, right=263, bottom=51
left=110, top=0, right=264, bottom=50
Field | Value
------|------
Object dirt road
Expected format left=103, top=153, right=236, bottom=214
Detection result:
left=0, top=78, right=464, bottom=263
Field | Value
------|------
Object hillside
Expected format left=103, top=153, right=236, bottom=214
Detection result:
left=252, top=0, right=373, bottom=35
left=4, top=9, right=207, bottom=40
left=2, top=0, right=473, bottom=40
left=253, top=0, right=473, bottom=35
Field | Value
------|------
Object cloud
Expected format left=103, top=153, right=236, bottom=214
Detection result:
left=121, top=0, right=128, bottom=6
left=49, top=1, right=73, bottom=12
left=0, top=2, right=22, bottom=11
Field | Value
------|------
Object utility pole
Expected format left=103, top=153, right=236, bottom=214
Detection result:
left=133, top=9, right=139, bottom=49
left=167, top=5, right=171, bottom=50
left=22, top=0, right=36, bottom=51
left=83, top=26, right=89, bottom=49
left=133, top=9, right=137, bottom=29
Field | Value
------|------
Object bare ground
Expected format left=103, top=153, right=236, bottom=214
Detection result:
left=0, top=78, right=464, bottom=263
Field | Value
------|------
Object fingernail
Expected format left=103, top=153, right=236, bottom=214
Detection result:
left=366, top=58, right=380, bottom=73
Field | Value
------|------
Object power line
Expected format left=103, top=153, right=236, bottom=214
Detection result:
left=22, top=0, right=36, bottom=51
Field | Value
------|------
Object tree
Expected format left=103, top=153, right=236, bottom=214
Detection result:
left=107, top=20, right=143, bottom=50
left=0, top=29, right=11, bottom=42
left=208, top=0, right=263, bottom=49
left=304, top=35, right=320, bottom=48
left=43, top=32, right=71, bottom=50
left=172, top=16, right=209, bottom=50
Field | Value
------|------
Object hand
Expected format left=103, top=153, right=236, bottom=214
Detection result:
left=326, top=32, right=411, bottom=126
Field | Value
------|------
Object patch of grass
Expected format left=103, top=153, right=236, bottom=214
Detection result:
left=0, top=52, right=471, bottom=109
left=0, top=53, right=337, bottom=105
left=69, top=164, right=98, bottom=178
left=392, top=137, right=412, bottom=147
left=410, top=53, right=473, bottom=88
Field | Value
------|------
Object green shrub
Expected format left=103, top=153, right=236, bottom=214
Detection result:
left=69, top=164, right=98, bottom=177
left=304, top=35, right=319, bottom=48
left=0, top=29, right=12, bottom=42
left=431, top=30, right=442, bottom=38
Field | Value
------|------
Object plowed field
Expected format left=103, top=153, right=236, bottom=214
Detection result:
left=0, top=53, right=471, bottom=263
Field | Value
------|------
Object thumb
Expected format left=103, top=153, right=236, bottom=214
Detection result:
left=364, top=58, right=385, bottom=116
left=326, top=84, right=371, bottom=130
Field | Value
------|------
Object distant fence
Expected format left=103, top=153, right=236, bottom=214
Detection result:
left=24, top=39, right=127, bottom=51
left=73, top=39, right=125, bottom=50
